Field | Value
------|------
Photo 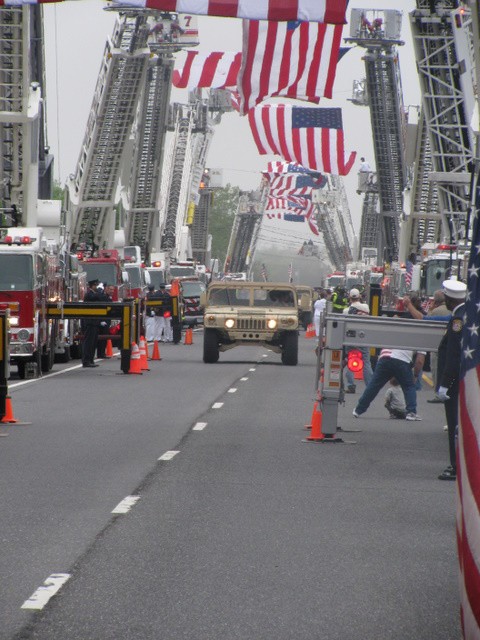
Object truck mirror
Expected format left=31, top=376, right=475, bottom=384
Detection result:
left=122, top=271, right=129, bottom=284
left=200, top=292, right=207, bottom=307
left=144, top=271, right=151, bottom=285
left=299, top=294, right=311, bottom=310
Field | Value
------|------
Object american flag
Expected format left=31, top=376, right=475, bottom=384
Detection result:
left=265, top=173, right=327, bottom=195
left=266, top=161, right=325, bottom=176
left=0, top=0, right=63, bottom=3
left=405, top=259, right=414, bottom=289
left=306, top=209, right=320, bottom=235
left=238, top=20, right=343, bottom=115
left=109, top=0, right=347, bottom=23
left=458, top=212, right=480, bottom=638
left=248, top=105, right=356, bottom=175
left=173, top=51, right=241, bottom=89
left=266, top=195, right=313, bottom=215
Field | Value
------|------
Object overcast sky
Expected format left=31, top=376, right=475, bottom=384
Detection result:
left=42, top=0, right=419, bottom=253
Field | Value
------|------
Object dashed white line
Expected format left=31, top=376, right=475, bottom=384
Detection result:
left=21, top=574, right=70, bottom=610
left=228, top=388, right=237, bottom=393
left=193, top=422, right=207, bottom=431
left=262, top=354, right=268, bottom=358
left=240, top=377, right=248, bottom=381
left=111, top=495, right=140, bottom=514
left=158, top=450, right=180, bottom=461
left=249, top=368, right=256, bottom=372
left=212, top=402, right=224, bottom=409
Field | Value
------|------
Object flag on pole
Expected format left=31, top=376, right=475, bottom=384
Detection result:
left=458, top=209, right=480, bottom=638
left=109, top=0, right=348, bottom=24
left=173, top=51, right=241, bottom=89
left=288, top=263, right=293, bottom=283
left=238, top=20, right=343, bottom=115
left=405, top=259, right=414, bottom=289
left=260, top=263, right=268, bottom=281
left=248, top=105, right=356, bottom=175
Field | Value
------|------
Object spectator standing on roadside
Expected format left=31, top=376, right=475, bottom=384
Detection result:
left=313, top=290, right=327, bottom=337
left=82, top=279, right=101, bottom=368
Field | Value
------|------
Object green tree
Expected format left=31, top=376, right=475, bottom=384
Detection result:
left=52, top=180, right=64, bottom=201
left=209, top=184, right=239, bottom=265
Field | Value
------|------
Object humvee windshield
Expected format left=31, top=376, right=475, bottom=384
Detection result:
left=208, top=287, right=295, bottom=308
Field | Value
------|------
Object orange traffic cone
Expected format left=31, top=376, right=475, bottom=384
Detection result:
left=150, top=339, right=162, bottom=361
left=305, top=324, right=316, bottom=339
left=1, top=395, right=31, bottom=425
left=105, top=339, right=114, bottom=358
left=128, top=342, right=143, bottom=375
left=139, top=337, right=150, bottom=371
left=184, top=327, right=193, bottom=345
left=304, top=401, right=319, bottom=430
left=305, top=402, right=325, bottom=441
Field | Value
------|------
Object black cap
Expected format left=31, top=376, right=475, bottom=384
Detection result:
left=159, top=284, right=166, bottom=289
left=88, top=278, right=99, bottom=286
left=147, top=285, right=155, bottom=291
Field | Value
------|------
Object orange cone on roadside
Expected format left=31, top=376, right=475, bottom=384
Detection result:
left=305, top=402, right=324, bottom=441
left=139, top=337, right=150, bottom=371
left=150, top=339, right=162, bottom=361
left=1, top=396, right=19, bottom=423
left=128, top=342, right=143, bottom=375
left=304, top=401, right=319, bottom=430
left=184, top=327, right=193, bottom=345
left=105, top=339, right=114, bottom=358
left=305, top=324, right=316, bottom=339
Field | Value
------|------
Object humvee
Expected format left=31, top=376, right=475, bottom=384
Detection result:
left=295, top=285, right=315, bottom=330
left=201, top=282, right=310, bottom=365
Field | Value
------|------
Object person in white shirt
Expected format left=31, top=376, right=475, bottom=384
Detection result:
left=353, top=344, right=425, bottom=421
left=359, top=157, right=372, bottom=172
left=313, top=290, right=327, bottom=337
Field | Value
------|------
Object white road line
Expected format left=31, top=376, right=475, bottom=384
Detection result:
left=193, top=422, right=207, bottom=431
left=21, top=573, right=70, bottom=610
left=212, top=402, right=224, bottom=409
left=240, top=377, right=248, bottom=381
left=111, top=495, right=140, bottom=514
left=9, top=355, right=119, bottom=389
left=158, top=450, right=180, bottom=461
left=249, top=368, right=256, bottom=372
left=262, top=354, right=268, bottom=358
left=228, top=388, right=237, bottom=393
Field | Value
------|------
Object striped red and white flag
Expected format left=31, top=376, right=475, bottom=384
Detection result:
left=0, top=0, right=63, bottom=3
left=173, top=51, right=241, bottom=89
left=248, top=104, right=356, bottom=175
left=267, top=175, right=313, bottom=197
left=238, top=20, right=343, bottom=115
left=266, top=195, right=313, bottom=216
left=110, top=0, right=347, bottom=23
left=458, top=211, right=480, bottom=638
left=306, top=209, right=319, bottom=235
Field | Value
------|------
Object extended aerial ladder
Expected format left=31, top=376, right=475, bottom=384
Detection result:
left=348, top=9, right=408, bottom=263
left=0, top=5, right=52, bottom=228
left=225, top=189, right=266, bottom=274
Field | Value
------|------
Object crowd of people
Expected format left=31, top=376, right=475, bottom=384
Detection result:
left=313, top=277, right=466, bottom=482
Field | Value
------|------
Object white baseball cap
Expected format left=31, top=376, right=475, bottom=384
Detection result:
left=349, top=288, right=360, bottom=299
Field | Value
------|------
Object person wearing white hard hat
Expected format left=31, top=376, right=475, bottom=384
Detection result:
left=343, top=293, right=373, bottom=393
left=436, top=278, right=467, bottom=481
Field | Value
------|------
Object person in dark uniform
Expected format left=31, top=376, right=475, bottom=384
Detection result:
left=82, top=279, right=102, bottom=368
left=435, top=278, right=467, bottom=481
left=97, top=284, right=113, bottom=358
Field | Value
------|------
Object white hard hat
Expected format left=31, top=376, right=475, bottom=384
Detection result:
left=442, top=279, right=467, bottom=299
left=349, top=288, right=360, bottom=299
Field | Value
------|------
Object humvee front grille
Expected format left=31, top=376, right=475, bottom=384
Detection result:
left=237, top=318, right=266, bottom=331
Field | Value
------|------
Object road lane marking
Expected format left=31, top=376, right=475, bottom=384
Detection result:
left=21, top=573, right=70, bottom=610
left=240, top=377, right=248, bottom=381
left=262, top=354, right=268, bottom=358
left=9, top=356, right=119, bottom=388
left=249, top=368, right=256, bottom=371
left=158, top=450, right=180, bottom=461
left=111, top=495, right=140, bottom=514
left=228, top=388, right=237, bottom=393
left=212, top=402, right=224, bottom=409
left=193, top=422, right=207, bottom=431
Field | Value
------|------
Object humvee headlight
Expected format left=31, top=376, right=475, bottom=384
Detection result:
left=267, top=318, right=277, bottom=329
left=206, top=315, right=216, bottom=324
left=225, top=318, right=235, bottom=329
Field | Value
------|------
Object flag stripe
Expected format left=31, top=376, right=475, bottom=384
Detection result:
left=173, top=51, right=241, bottom=89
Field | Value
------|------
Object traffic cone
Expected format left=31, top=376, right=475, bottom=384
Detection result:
left=128, top=342, right=143, bottom=375
left=1, top=396, right=19, bottom=423
left=305, top=402, right=325, bottom=441
left=184, top=327, right=193, bottom=345
left=139, top=337, right=150, bottom=371
left=304, top=401, right=319, bottom=430
left=305, top=324, right=316, bottom=339
left=150, top=339, right=162, bottom=361
left=105, top=339, right=114, bottom=358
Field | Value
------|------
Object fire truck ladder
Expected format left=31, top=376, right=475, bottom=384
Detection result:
left=330, top=175, right=354, bottom=263
left=67, top=14, right=151, bottom=250
left=159, top=104, right=194, bottom=251
left=347, top=10, right=407, bottom=262
left=358, top=189, right=381, bottom=253
left=124, top=55, right=174, bottom=256
left=0, top=6, right=44, bottom=227
left=225, top=190, right=265, bottom=273
left=409, top=2, right=475, bottom=244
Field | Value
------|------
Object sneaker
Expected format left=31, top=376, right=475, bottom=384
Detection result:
left=406, top=413, right=422, bottom=421
left=438, top=466, right=456, bottom=481
left=345, top=385, right=356, bottom=394
left=352, top=409, right=360, bottom=418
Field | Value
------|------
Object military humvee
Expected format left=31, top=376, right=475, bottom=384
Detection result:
left=201, top=282, right=310, bottom=365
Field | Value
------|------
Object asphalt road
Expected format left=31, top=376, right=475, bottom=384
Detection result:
left=0, top=331, right=460, bottom=639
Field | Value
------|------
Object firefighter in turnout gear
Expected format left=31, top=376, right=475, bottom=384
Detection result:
left=436, top=278, right=467, bottom=481
left=331, top=285, right=349, bottom=314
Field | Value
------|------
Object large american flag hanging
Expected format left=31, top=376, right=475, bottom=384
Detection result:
left=238, top=20, right=343, bottom=115
left=173, top=51, right=241, bottom=89
left=109, top=0, right=347, bottom=23
left=458, top=211, right=480, bottom=638
left=248, top=105, right=356, bottom=175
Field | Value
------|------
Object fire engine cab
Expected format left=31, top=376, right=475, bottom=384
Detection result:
left=0, top=227, right=61, bottom=378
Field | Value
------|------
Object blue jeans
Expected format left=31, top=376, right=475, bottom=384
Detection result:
left=345, top=346, right=373, bottom=387
left=355, top=356, right=417, bottom=415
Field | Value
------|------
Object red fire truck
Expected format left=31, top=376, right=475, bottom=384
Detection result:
left=0, top=227, right=62, bottom=378
left=77, top=249, right=128, bottom=301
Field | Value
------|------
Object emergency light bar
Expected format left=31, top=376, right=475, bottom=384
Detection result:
left=0, top=235, right=35, bottom=245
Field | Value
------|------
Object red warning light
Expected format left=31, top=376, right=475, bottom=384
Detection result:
left=347, top=350, right=364, bottom=373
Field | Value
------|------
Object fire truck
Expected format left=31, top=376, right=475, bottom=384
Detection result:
left=419, top=244, right=469, bottom=298
left=0, top=228, right=62, bottom=378
left=77, top=249, right=128, bottom=302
